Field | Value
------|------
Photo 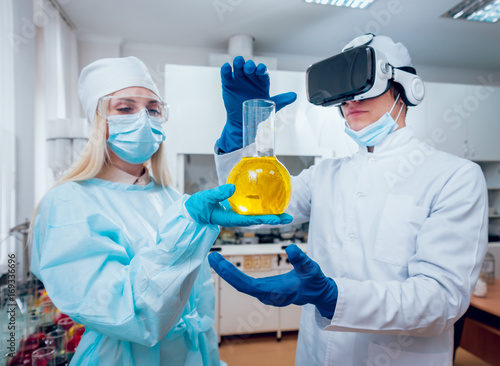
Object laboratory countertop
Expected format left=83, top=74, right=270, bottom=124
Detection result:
left=470, top=278, right=500, bottom=318
left=210, top=243, right=307, bottom=256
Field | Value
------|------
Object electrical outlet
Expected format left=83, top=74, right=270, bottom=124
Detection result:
left=253, top=256, right=261, bottom=269
left=261, top=255, right=271, bottom=268
left=244, top=256, right=253, bottom=269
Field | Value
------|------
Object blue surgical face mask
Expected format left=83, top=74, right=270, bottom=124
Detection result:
left=344, top=94, right=403, bottom=147
left=107, top=109, right=166, bottom=164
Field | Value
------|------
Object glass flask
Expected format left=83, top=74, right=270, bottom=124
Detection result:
left=31, top=347, right=56, bottom=366
left=46, top=329, right=68, bottom=366
left=227, top=99, right=292, bottom=215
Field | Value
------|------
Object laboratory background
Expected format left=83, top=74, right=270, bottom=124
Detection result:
left=1, top=0, right=500, bottom=365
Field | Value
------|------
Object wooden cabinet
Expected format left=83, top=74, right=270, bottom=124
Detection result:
left=460, top=279, right=500, bottom=366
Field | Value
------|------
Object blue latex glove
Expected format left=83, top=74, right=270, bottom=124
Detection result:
left=218, top=56, right=298, bottom=153
left=209, top=244, right=338, bottom=319
left=185, top=184, right=293, bottom=227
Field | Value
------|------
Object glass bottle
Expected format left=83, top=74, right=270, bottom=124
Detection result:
left=480, top=252, right=495, bottom=285
left=227, top=99, right=292, bottom=215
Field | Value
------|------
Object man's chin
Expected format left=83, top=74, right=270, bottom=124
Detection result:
left=347, top=120, right=371, bottom=131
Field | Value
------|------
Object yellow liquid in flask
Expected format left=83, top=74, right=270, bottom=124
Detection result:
left=227, top=156, right=292, bottom=215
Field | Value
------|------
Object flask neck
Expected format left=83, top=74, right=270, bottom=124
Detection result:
left=242, top=99, right=276, bottom=157
left=243, top=144, right=275, bottom=158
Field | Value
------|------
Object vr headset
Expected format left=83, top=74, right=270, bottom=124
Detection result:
left=306, top=35, right=425, bottom=107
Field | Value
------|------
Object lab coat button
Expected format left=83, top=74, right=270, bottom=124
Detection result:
left=348, top=233, right=357, bottom=240
left=356, top=192, right=365, bottom=199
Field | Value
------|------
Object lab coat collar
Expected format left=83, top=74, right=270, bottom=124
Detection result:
left=96, top=164, right=151, bottom=186
left=357, top=126, right=415, bottom=156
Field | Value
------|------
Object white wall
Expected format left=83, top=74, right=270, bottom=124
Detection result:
left=77, top=34, right=122, bottom=74
left=416, top=64, right=500, bottom=87
left=79, top=39, right=500, bottom=92
left=12, top=0, right=36, bottom=225
left=121, top=42, right=227, bottom=100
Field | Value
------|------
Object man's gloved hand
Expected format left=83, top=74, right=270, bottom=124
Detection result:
left=209, top=244, right=338, bottom=319
left=218, top=56, right=297, bottom=153
left=185, top=184, right=293, bottom=227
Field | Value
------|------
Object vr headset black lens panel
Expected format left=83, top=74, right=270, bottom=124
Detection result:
left=306, top=46, right=376, bottom=107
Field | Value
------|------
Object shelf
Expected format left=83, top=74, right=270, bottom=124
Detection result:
left=489, top=215, right=500, bottom=218
left=488, top=188, right=500, bottom=190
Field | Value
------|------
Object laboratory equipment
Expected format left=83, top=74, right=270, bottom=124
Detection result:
left=0, top=284, right=81, bottom=366
left=46, top=329, right=68, bottom=365
left=481, top=251, right=495, bottom=285
left=46, top=118, right=89, bottom=181
left=227, top=99, right=292, bottom=215
left=31, top=347, right=56, bottom=366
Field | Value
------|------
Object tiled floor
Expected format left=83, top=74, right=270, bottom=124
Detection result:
left=218, top=332, right=491, bottom=366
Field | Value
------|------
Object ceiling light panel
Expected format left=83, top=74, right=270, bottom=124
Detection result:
left=442, top=0, right=500, bottom=23
left=304, top=0, right=376, bottom=9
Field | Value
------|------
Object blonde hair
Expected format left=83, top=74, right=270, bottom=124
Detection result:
left=29, top=112, right=171, bottom=242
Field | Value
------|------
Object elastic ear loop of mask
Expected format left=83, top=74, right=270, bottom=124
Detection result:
left=391, top=93, right=404, bottom=124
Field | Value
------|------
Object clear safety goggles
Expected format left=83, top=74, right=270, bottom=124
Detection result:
left=97, top=95, right=169, bottom=123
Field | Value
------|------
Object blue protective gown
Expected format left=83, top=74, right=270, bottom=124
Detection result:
left=31, top=178, right=224, bottom=365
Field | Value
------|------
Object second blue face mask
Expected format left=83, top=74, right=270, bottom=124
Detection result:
left=107, top=110, right=166, bottom=164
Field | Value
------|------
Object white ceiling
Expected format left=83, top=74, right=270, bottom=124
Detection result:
left=59, top=0, right=500, bottom=72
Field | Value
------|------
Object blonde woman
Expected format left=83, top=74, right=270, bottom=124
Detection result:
left=30, top=57, right=291, bottom=366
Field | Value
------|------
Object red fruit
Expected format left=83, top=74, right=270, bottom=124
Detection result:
left=74, top=326, right=85, bottom=336
left=53, top=312, right=70, bottom=324
left=66, top=334, right=82, bottom=353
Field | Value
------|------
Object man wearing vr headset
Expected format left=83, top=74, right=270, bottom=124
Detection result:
left=210, top=34, right=487, bottom=365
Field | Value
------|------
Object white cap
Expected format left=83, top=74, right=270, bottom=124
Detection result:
left=78, top=56, right=160, bottom=124
left=343, top=34, right=412, bottom=68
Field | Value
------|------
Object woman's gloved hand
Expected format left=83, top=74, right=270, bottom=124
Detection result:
left=218, top=56, right=297, bottom=153
left=208, top=244, right=338, bottom=319
left=185, top=184, right=293, bottom=227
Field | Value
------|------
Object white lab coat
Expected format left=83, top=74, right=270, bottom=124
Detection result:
left=215, top=127, right=488, bottom=366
